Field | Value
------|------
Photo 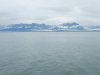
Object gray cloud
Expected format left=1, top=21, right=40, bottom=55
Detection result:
left=0, top=0, right=100, bottom=26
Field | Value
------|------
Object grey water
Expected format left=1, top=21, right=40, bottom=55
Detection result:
left=0, top=32, right=100, bottom=75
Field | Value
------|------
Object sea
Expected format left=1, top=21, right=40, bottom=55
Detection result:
left=0, top=32, right=100, bottom=75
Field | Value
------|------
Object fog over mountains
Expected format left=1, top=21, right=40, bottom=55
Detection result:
left=0, top=22, right=100, bottom=32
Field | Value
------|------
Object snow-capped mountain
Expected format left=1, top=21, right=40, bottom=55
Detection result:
left=1, top=23, right=52, bottom=32
left=52, top=22, right=86, bottom=31
left=0, top=22, right=96, bottom=32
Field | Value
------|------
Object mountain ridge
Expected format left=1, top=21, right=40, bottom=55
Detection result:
left=0, top=22, right=100, bottom=32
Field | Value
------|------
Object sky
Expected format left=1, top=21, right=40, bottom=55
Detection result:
left=0, top=0, right=100, bottom=26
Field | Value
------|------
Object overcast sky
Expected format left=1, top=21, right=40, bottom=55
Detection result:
left=0, top=0, right=100, bottom=26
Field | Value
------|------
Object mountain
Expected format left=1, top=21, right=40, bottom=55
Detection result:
left=87, top=26, right=100, bottom=29
left=0, top=22, right=87, bottom=32
left=84, top=26, right=100, bottom=31
left=1, top=23, right=52, bottom=32
left=0, top=25, right=5, bottom=30
left=61, top=22, right=79, bottom=27
left=51, top=22, right=86, bottom=31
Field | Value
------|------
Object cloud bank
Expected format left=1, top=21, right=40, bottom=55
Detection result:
left=0, top=0, right=100, bottom=26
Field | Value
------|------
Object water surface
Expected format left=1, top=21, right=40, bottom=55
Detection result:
left=0, top=32, right=100, bottom=75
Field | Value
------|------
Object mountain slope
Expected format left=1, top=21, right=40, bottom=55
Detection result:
left=1, top=22, right=87, bottom=32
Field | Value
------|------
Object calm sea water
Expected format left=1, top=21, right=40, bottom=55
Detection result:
left=0, top=32, right=100, bottom=75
